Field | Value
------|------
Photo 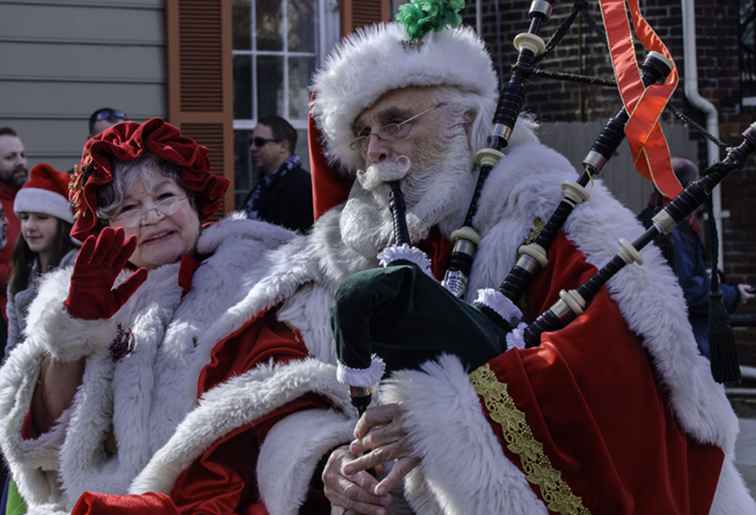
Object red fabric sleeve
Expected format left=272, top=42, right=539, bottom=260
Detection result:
left=71, top=309, right=332, bottom=515
left=0, top=192, right=20, bottom=318
left=480, top=232, right=723, bottom=515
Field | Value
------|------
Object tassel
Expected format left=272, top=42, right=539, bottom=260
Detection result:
left=708, top=290, right=741, bottom=384
left=704, top=194, right=740, bottom=384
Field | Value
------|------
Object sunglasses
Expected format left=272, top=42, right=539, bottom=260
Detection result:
left=94, top=109, right=127, bottom=122
left=250, top=137, right=279, bottom=148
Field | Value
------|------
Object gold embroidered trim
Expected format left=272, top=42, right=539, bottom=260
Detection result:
left=470, top=364, right=591, bottom=515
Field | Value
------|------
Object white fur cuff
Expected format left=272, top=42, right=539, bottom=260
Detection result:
left=257, top=409, right=356, bottom=515
left=475, top=288, right=523, bottom=327
left=337, top=355, right=386, bottom=387
left=35, top=305, right=120, bottom=362
left=24, top=267, right=122, bottom=362
left=377, top=244, right=432, bottom=277
left=506, top=322, right=528, bottom=350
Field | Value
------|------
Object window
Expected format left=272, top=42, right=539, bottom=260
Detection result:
left=741, top=0, right=756, bottom=103
left=232, top=0, right=338, bottom=209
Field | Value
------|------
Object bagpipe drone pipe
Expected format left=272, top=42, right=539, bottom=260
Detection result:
left=522, top=123, right=756, bottom=377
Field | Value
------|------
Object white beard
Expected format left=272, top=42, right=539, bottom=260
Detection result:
left=340, top=134, right=475, bottom=260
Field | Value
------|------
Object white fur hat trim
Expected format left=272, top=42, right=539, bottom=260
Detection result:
left=14, top=188, right=74, bottom=224
left=311, top=23, right=498, bottom=171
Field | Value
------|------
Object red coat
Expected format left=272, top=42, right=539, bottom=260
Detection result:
left=477, top=232, right=723, bottom=514
left=0, top=181, right=20, bottom=318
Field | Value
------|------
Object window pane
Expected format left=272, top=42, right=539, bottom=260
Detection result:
left=294, top=129, right=309, bottom=167
left=233, top=55, right=253, bottom=119
left=288, top=0, right=317, bottom=52
left=257, top=55, right=284, bottom=117
left=232, top=0, right=251, bottom=50
left=288, top=57, right=316, bottom=120
left=257, top=0, right=283, bottom=51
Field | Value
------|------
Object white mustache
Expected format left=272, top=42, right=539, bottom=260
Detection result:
left=356, top=156, right=411, bottom=191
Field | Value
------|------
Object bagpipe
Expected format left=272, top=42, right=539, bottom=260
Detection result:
left=332, top=0, right=756, bottom=414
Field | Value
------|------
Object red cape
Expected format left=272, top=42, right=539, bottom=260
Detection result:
left=477, top=232, right=723, bottom=514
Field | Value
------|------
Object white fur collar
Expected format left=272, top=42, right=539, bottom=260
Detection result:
left=467, top=140, right=738, bottom=453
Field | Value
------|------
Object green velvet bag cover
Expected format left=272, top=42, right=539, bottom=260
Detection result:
left=332, top=262, right=507, bottom=374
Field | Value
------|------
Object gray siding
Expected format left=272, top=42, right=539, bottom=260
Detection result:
left=0, top=0, right=166, bottom=171
left=538, top=121, right=697, bottom=214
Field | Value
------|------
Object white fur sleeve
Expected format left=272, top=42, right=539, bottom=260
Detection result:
left=24, top=267, right=121, bottom=363
left=257, top=409, right=355, bottom=514
left=381, top=355, right=548, bottom=515
left=708, top=457, right=756, bottom=514
left=0, top=334, right=72, bottom=508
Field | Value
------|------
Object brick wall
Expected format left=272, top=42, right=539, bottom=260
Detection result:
left=467, top=0, right=756, bottom=352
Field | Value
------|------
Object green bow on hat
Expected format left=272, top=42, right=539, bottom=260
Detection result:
left=397, top=0, right=466, bottom=41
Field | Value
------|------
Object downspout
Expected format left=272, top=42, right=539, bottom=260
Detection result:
left=476, top=0, right=482, bottom=35
left=681, top=0, right=725, bottom=267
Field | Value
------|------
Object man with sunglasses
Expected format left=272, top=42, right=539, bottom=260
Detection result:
left=243, top=115, right=313, bottom=232
left=88, top=107, right=128, bottom=137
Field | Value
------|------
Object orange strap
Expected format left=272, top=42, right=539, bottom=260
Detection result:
left=599, top=0, right=682, bottom=198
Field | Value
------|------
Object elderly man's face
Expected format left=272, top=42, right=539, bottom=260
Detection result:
left=353, top=87, right=448, bottom=169
left=340, top=87, right=476, bottom=255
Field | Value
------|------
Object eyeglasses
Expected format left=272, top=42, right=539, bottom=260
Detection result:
left=109, top=194, right=188, bottom=228
left=94, top=109, right=127, bottom=123
left=250, top=137, right=279, bottom=148
left=349, top=103, right=445, bottom=152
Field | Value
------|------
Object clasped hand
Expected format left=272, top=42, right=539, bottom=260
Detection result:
left=323, top=403, right=420, bottom=515
left=64, top=227, right=148, bottom=320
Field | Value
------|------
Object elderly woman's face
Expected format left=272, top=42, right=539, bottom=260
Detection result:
left=108, top=170, right=200, bottom=269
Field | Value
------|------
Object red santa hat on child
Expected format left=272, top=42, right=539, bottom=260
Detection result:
left=14, top=164, right=74, bottom=224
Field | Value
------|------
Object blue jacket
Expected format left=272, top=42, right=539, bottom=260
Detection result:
left=668, top=222, right=740, bottom=356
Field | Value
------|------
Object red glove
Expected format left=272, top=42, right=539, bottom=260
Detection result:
left=64, top=227, right=148, bottom=320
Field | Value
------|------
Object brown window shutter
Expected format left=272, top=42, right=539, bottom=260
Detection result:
left=340, top=0, right=392, bottom=37
left=166, top=0, right=234, bottom=215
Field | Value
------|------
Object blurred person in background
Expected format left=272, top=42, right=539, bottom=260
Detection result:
left=1, top=164, right=78, bottom=514
left=0, top=127, right=28, bottom=349
left=243, top=115, right=313, bottom=232
left=639, top=157, right=755, bottom=356
left=88, top=107, right=128, bottom=137
left=6, top=164, right=78, bottom=357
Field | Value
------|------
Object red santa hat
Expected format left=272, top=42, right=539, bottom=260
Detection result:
left=14, top=164, right=74, bottom=224
left=308, top=21, right=498, bottom=219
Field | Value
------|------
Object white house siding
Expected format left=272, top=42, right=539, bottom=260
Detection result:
left=0, top=0, right=166, bottom=171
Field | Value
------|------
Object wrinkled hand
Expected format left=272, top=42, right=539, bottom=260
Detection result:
left=344, top=403, right=420, bottom=497
left=322, top=445, right=392, bottom=515
left=64, top=227, right=148, bottom=320
left=738, top=284, right=755, bottom=304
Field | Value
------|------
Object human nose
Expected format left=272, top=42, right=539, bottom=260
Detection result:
left=139, top=203, right=167, bottom=226
left=365, top=133, right=391, bottom=164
